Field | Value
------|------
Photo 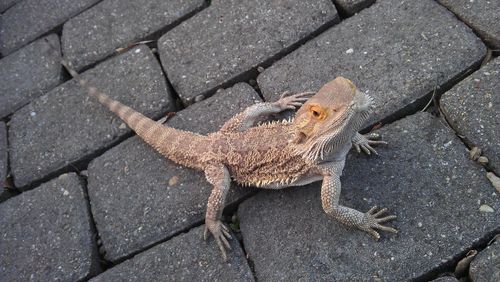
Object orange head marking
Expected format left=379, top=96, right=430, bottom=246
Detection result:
left=293, top=77, right=358, bottom=140
left=291, top=77, right=373, bottom=160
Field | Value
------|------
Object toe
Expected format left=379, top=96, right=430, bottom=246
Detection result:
left=376, top=215, right=397, bottom=223
left=367, top=206, right=378, bottom=214
left=375, top=224, right=398, bottom=233
left=367, top=228, right=381, bottom=240
left=373, top=207, right=388, bottom=217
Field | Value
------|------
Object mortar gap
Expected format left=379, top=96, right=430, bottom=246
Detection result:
left=0, top=121, right=20, bottom=203
left=330, top=0, right=375, bottom=19
left=106, top=220, right=205, bottom=267
left=77, top=174, right=111, bottom=275
left=364, top=56, right=484, bottom=133
left=412, top=229, right=500, bottom=282
left=433, top=0, right=500, bottom=56
left=13, top=131, right=136, bottom=192
left=1, top=0, right=105, bottom=57
left=186, top=16, right=340, bottom=106
left=150, top=42, right=185, bottom=112
left=65, top=1, right=208, bottom=74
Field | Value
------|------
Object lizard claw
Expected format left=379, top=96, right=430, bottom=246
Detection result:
left=360, top=206, right=397, bottom=240
left=276, top=91, right=315, bottom=110
left=204, top=218, right=233, bottom=261
left=353, top=133, right=388, bottom=156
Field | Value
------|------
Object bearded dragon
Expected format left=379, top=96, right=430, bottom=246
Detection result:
left=62, top=60, right=397, bottom=260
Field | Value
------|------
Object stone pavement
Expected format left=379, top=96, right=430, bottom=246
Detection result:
left=0, top=0, right=499, bottom=281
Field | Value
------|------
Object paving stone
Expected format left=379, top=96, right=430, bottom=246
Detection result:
left=438, top=0, right=500, bottom=49
left=0, top=0, right=100, bottom=55
left=0, top=34, right=63, bottom=119
left=469, top=239, right=500, bottom=282
left=87, top=83, right=261, bottom=262
left=0, top=0, right=21, bottom=13
left=441, top=57, right=500, bottom=176
left=333, top=0, right=374, bottom=16
left=9, top=45, right=174, bottom=189
left=238, top=112, right=500, bottom=281
left=431, top=276, right=459, bottom=282
left=90, top=226, right=253, bottom=281
left=159, top=0, right=339, bottom=104
left=257, top=0, right=486, bottom=126
left=62, top=0, right=205, bottom=71
left=0, top=173, right=100, bottom=281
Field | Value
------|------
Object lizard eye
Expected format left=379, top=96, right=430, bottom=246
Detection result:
left=308, top=104, right=326, bottom=120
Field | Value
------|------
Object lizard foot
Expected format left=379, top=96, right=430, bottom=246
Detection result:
left=359, top=206, right=397, bottom=240
left=353, top=133, right=388, bottom=155
left=276, top=91, right=315, bottom=110
left=204, top=218, right=233, bottom=261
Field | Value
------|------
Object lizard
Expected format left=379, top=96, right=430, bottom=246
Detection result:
left=62, top=60, right=397, bottom=260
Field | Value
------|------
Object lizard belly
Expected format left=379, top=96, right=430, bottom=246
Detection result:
left=259, top=173, right=323, bottom=189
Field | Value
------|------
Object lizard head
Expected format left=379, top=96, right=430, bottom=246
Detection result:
left=291, top=77, right=373, bottom=160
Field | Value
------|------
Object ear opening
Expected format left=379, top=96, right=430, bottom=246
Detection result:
left=291, top=131, right=307, bottom=144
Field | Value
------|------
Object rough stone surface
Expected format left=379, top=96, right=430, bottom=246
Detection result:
left=0, top=173, right=100, bottom=281
left=469, top=239, right=500, bottom=282
left=87, top=83, right=261, bottom=262
left=431, top=276, right=459, bottom=282
left=441, top=57, right=500, bottom=176
left=257, top=0, right=486, bottom=126
left=62, top=0, right=205, bottom=71
left=9, top=45, right=174, bottom=189
left=334, top=0, right=374, bottom=16
left=0, top=0, right=21, bottom=13
left=0, top=0, right=101, bottom=55
left=0, top=122, right=6, bottom=185
left=239, top=112, right=500, bottom=281
left=438, top=0, right=500, bottom=49
left=159, top=0, right=339, bottom=104
left=90, top=226, right=253, bottom=281
left=0, top=34, right=63, bottom=119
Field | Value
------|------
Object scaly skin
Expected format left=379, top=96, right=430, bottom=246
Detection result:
left=62, top=60, right=397, bottom=261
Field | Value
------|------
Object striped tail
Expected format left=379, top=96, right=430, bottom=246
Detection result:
left=61, top=59, right=182, bottom=156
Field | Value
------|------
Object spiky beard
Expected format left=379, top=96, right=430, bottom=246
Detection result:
left=294, top=94, right=373, bottom=162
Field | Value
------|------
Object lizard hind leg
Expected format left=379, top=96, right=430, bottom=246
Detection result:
left=203, top=164, right=233, bottom=261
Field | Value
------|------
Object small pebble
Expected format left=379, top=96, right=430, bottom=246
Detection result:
left=479, top=204, right=494, bottom=213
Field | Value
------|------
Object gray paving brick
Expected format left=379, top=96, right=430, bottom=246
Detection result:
left=257, top=0, right=486, bottom=127
left=87, top=83, right=261, bottom=262
left=239, top=112, right=499, bottom=281
left=90, top=226, right=253, bottom=282
left=0, top=0, right=100, bottom=55
left=0, top=0, right=21, bottom=13
left=158, top=0, right=339, bottom=104
left=441, top=57, right=500, bottom=175
left=469, top=239, right=500, bottom=282
left=62, top=0, right=205, bottom=71
left=333, top=0, right=374, bottom=16
left=0, top=34, right=63, bottom=119
left=432, top=277, right=459, bottom=282
left=438, top=0, right=500, bottom=49
left=9, top=45, right=174, bottom=189
left=0, top=173, right=100, bottom=281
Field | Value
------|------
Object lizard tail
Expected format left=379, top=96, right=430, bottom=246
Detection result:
left=61, top=59, right=181, bottom=155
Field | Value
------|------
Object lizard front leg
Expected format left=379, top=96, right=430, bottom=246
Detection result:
left=220, top=91, right=314, bottom=132
left=320, top=162, right=397, bottom=239
left=352, top=132, right=387, bottom=155
left=204, top=163, right=233, bottom=261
